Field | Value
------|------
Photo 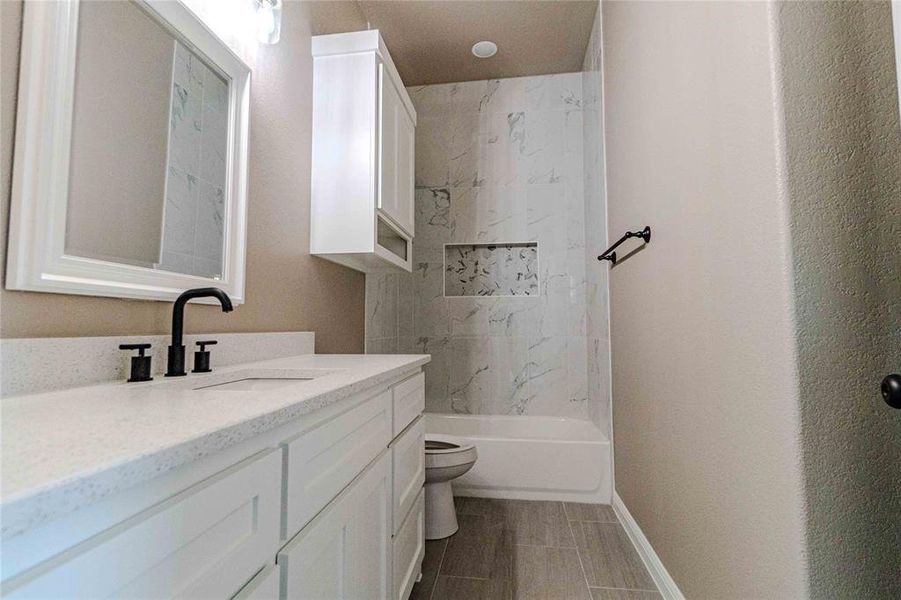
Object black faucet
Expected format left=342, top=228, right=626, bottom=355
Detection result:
left=166, top=287, right=233, bottom=377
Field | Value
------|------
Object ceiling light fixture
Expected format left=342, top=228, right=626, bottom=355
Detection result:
left=471, top=40, right=498, bottom=59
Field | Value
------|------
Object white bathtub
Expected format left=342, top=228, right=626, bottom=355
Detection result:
left=424, top=413, right=612, bottom=504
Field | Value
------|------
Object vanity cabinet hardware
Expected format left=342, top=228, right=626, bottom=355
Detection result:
left=118, top=344, right=153, bottom=382
left=193, top=340, right=218, bottom=373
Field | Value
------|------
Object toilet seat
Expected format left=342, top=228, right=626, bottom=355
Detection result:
left=425, top=434, right=474, bottom=454
left=424, top=434, right=477, bottom=469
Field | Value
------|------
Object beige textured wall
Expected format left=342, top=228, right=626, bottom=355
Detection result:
left=0, top=1, right=366, bottom=353
left=775, top=2, right=901, bottom=597
left=602, top=1, right=808, bottom=596
left=66, top=0, right=171, bottom=266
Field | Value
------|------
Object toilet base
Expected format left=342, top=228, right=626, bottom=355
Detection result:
left=424, top=480, right=458, bottom=539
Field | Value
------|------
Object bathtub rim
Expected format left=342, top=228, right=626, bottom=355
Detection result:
left=424, top=412, right=609, bottom=444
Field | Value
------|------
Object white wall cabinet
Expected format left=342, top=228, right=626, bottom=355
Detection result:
left=310, top=30, right=417, bottom=273
left=2, top=368, right=426, bottom=600
left=378, top=63, right=416, bottom=236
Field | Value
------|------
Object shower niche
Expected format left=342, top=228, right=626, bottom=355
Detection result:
left=444, top=242, right=539, bottom=297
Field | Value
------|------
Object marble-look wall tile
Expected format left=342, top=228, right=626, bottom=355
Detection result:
left=365, top=337, right=397, bottom=354
left=447, top=297, right=542, bottom=338
left=444, top=244, right=539, bottom=297
left=413, top=262, right=450, bottom=336
left=364, top=272, right=413, bottom=353
left=449, top=336, right=530, bottom=415
left=410, top=336, right=452, bottom=412
left=527, top=336, right=590, bottom=419
left=581, top=5, right=612, bottom=434
left=366, top=71, right=609, bottom=430
left=366, top=273, right=398, bottom=340
left=396, top=272, right=414, bottom=338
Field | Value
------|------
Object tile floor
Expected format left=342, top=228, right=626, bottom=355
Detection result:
left=410, top=498, right=661, bottom=600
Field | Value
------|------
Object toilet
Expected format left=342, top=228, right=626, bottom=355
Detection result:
left=424, top=434, right=478, bottom=539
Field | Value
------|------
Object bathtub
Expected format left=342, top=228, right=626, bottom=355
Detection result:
left=424, top=413, right=612, bottom=504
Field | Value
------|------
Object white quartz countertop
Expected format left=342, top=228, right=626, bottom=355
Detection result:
left=0, top=353, right=429, bottom=539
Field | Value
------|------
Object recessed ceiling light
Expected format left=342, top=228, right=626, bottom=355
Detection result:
left=471, top=40, right=498, bottom=59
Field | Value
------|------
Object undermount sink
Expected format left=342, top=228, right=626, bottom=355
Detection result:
left=163, top=368, right=340, bottom=392
left=193, top=378, right=314, bottom=391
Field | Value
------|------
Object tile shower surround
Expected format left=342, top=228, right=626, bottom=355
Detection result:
left=366, top=72, right=612, bottom=429
left=581, top=8, right=612, bottom=433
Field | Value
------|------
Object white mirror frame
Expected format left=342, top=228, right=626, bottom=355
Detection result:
left=6, top=0, right=250, bottom=304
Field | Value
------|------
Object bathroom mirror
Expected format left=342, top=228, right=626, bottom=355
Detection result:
left=6, top=0, right=250, bottom=303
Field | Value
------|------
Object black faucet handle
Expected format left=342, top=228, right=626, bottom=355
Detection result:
left=119, top=343, right=151, bottom=355
left=193, top=340, right=218, bottom=373
left=196, top=340, right=218, bottom=351
left=120, top=343, right=153, bottom=382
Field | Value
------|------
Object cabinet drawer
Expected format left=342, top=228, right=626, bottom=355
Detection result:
left=283, top=389, right=392, bottom=538
left=233, top=564, right=279, bottom=600
left=392, top=490, right=425, bottom=600
left=278, top=451, right=391, bottom=600
left=3, top=450, right=281, bottom=599
left=392, top=372, right=424, bottom=435
left=391, top=416, right=425, bottom=534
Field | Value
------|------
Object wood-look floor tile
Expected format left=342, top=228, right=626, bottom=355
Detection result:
left=410, top=538, right=448, bottom=600
left=564, top=502, right=618, bottom=523
left=455, top=496, right=511, bottom=522
left=506, top=500, right=575, bottom=547
left=589, top=588, right=662, bottom=600
left=571, top=522, right=656, bottom=591
left=512, top=545, right=591, bottom=599
left=454, top=497, right=574, bottom=547
left=432, top=576, right=512, bottom=600
left=439, top=514, right=514, bottom=580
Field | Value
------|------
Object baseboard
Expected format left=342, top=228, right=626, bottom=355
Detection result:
left=612, top=492, right=685, bottom=600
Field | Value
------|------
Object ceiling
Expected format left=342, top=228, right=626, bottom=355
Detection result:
left=309, top=1, right=599, bottom=86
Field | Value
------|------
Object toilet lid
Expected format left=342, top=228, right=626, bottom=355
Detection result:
left=424, top=434, right=474, bottom=454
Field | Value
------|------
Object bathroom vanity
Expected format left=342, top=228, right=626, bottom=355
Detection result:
left=1, top=353, right=428, bottom=599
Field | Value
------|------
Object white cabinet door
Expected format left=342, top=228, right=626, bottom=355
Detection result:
left=392, top=490, right=425, bottom=600
left=379, top=63, right=415, bottom=237
left=3, top=450, right=281, bottom=599
left=283, top=390, right=392, bottom=539
left=390, top=416, right=424, bottom=535
left=279, top=451, right=391, bottom=600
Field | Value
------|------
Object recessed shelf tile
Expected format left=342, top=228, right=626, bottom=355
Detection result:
left=444, top=242, right=538, bottom=297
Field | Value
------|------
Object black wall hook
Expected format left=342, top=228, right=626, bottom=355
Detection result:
left=598, top=226, right=651, bottom=264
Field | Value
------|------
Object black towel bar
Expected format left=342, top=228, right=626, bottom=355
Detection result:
left=598, top=226, right=651, bottom=264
